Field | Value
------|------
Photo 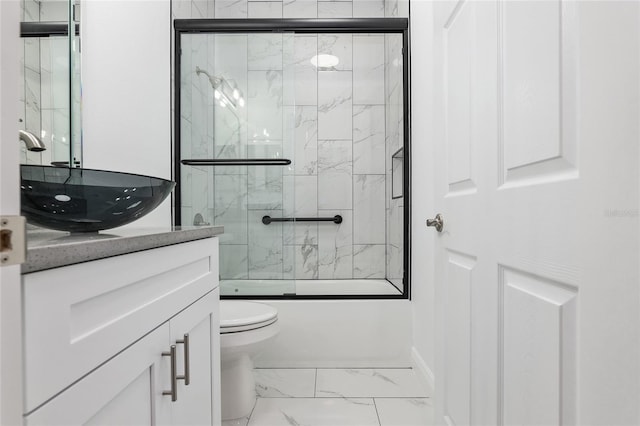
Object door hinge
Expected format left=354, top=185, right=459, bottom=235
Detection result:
left=0, top=216, right=26, bottom=267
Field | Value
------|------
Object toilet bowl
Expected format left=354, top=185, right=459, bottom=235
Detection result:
left=220, top=301, right=279, bottom=421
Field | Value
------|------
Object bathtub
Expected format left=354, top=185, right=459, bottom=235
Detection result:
left=220, top=278, right=402, bottom=296
left=220, top=279, right=409, bottom=367
left=219, top=278, right=409, bottom=368
left=253, top=297, right=411, bottom=368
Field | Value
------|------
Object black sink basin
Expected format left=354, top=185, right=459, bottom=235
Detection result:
left=21, top=165, right=175, bottom=233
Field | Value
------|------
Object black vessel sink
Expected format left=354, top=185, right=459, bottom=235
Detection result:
left=21, top=165, right=175, bottom=233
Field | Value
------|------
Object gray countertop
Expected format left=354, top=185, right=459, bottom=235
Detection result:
left=23, top=225, right=224, bottom=274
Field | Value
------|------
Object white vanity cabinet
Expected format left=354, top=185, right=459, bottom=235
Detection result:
left=22, top=236, right=221, bottom=426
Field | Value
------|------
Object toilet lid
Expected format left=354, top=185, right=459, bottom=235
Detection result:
left=220, top=301, right=278, bottom=333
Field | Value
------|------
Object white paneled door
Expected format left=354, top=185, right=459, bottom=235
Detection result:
left=432, top=1, right=639, bottom=425
left=0, top=1, right=23, bottom=424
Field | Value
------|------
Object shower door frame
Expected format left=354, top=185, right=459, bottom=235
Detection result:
left=173, top=18, right=411, bottom=300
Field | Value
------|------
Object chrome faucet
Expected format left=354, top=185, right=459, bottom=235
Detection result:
left=19, top=130, right=46, bottom=152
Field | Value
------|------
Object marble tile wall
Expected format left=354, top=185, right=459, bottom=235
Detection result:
left=176, top=0, right=407, bottom=284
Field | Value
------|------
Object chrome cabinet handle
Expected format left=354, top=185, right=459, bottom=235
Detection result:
left=426, top=214, right=444, bottom=232
left=162, top=345, right=178, bottom=401
left=176, top=333, right=191, bottom=385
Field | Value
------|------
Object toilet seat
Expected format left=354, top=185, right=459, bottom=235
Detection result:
left=220, top=301, right=278, bottom=334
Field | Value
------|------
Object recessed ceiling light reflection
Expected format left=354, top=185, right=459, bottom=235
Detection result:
left=310, top=54, right=340, bottom=70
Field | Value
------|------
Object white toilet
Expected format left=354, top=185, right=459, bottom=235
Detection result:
left=219, top=301, right=279, bottom=420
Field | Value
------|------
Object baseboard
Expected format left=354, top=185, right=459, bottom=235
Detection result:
left=411, top=347, right=435, bottom=396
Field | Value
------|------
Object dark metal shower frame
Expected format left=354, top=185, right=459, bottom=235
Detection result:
left=20, top=22, right=80, bottom=37
left=173, top=18, right=411, bottom=300
left=181, top=158, right=292, bottom=166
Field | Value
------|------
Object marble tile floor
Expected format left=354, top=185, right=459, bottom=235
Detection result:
left=222, top=368, right=433, bottom=426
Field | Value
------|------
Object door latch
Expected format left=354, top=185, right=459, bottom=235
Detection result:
left=0, top=216, right=26, bottom=267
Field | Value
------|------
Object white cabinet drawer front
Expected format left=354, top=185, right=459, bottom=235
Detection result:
left=23, top=238, right=219, bottom=412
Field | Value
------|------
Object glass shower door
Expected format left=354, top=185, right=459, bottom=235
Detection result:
left=178, top=31, right=297, bottom=296
left=176, top=19, right=409, bottom=298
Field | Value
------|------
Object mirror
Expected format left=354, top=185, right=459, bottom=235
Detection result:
left=19, top=0, right=81, bottom=168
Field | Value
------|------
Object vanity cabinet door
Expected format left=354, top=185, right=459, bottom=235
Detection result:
left=25, top=324, right=173, bottom=426
left=169, top=289, right=221, bottom=426
left=22, top=237, right=219, bottom=412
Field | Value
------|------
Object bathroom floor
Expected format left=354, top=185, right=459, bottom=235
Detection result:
left=223, top=368, right=433, bottom=426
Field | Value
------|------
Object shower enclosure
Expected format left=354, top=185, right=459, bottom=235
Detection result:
left=174, top=19, right=409, bottom=298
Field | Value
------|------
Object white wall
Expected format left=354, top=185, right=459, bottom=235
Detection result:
left=81, top=0, right=172, bottom=228
left=409, top=0, right=436, bottom=388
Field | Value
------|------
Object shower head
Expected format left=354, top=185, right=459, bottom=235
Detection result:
left=19, top=130, right=46, bottom=152
left=195, top=66, right=220, bottom=87
left=195, top=66, right=244, bottom=109
left=195, top=66, right=208, bottom=77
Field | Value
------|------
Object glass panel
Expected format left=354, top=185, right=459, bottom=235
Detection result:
left=286, top=32, right=404, bottom=295
left=179, top=32, right=296, bottom=296
left=70, top=0, right=82, bottom=167
left=385, top=33, right=404, bottom=293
